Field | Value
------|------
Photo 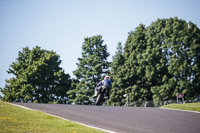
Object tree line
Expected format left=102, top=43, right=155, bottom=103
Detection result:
left=1, top=17, right=200, bottom=106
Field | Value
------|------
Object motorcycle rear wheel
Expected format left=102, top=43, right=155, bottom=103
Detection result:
left=95, top=93, right=103, bottom=105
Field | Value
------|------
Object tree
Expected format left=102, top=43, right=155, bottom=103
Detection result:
left=108, top=17, right=200, bottom=106
left=68, top=35, right=110, bottom=105
left=109, top=42, right=124, bottom=75
left=0, top=46, right=71, bottom=103
left=123, top=24, right=154, bottom=105
left=107, top=42, right=125, bottom=106
left=143, top=18, right=200, bottom=106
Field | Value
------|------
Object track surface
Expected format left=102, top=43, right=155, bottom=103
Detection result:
left=13, top=103, right=200, bottom=133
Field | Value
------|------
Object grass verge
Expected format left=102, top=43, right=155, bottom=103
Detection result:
left=0, top=101, right=105, bottom=133
left=161, top=102, right=200, bottom=112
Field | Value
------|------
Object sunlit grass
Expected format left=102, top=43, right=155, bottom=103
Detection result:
left=161, top=102, right=200, bottom=112
left=0, top=101, right=105, bottom=133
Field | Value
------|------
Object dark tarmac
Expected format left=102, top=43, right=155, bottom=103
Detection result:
left=13, top=103, right=200, bottom=133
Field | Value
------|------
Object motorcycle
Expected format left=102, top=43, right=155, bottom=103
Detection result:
left=94, top=86, right=109, bottom=106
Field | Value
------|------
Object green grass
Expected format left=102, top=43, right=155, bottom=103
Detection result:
left=161, top=102, right=200, bottom=112
left=0, top=101, right=105, bottom=133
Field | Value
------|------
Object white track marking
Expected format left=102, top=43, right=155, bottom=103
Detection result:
left=160, top=107, right=200, bottom=114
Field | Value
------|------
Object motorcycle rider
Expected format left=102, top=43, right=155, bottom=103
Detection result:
left=93, top=76, right=112, bottom=99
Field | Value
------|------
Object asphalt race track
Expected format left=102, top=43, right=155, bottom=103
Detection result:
left=12, top=103, right=200, bottom=133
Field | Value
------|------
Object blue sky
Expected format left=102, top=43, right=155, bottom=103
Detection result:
left=0, top=0, right=200, bottom=90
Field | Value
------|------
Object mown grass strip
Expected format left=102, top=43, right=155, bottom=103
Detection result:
left=161, top=102, right=200, bottom=112
left=0, top=101, right=105, bottom=133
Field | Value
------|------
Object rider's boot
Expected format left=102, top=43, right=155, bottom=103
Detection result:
left=93, top=91, right=98, bottom=98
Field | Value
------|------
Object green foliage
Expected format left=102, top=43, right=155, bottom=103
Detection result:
left=109, top=42, right=124, bottom=75
left=0, top=46, right=72, bottom=103
left=107, top=42, right=125, bottom=106
left=68, top=35, right=110, bottom=105
left=148, top=18, right=200, bottom=105
left=109, top=17, right=200, bottom=106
